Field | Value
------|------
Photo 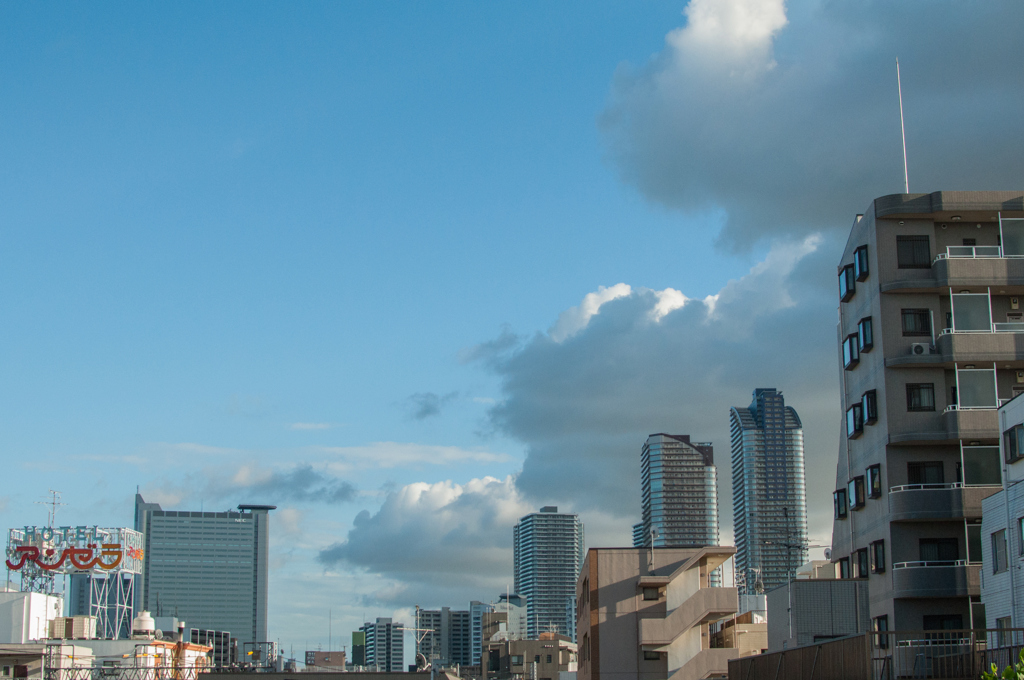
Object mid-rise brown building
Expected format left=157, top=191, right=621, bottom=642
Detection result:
left=482, top=634, right=576, bottom=680
left=831, top=191, right=1024, bottom=632
left=576, top=546, right=737, bottom=680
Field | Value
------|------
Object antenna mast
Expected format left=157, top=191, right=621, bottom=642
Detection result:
left=896, top=58, right=909, bottom=193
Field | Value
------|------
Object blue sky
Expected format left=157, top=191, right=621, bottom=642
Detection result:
left=3, top=0, right=1023, bottom=660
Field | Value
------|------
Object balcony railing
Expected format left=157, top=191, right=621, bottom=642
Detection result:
left=889, top=482, right=1000, bottom=493
left=934, top=245, right=1020, bottom=262
left=942, top=400, right=1010, bottom=413
left=892, top=559, right=979, bottom=570
left=940, top=324, right=1024, bottom=335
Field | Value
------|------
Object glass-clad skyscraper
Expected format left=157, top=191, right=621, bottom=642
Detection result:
left=134, top=494, right=274, bottom=645
left=729, top=388, right=808, bottom=595
left=639, top=434, right=720, bottom=549
left=513, top=507, right=584, bottom=639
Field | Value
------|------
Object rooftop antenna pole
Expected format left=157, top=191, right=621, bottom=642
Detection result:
left=897, top=58, right=909, bottom=194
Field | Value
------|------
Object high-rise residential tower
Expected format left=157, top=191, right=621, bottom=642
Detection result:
left=832, top=191, right=1024, bottom=632
left=513, top=507, right=584, bottom=640
left=730, top=389, right=808, bottom=595
left=134, top=494, right=273, bottom=645
left=361, top=617, right=405, bottom=672
left=638, top=434, right=720, bottom=549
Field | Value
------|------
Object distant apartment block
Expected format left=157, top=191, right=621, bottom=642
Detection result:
left=133, top=494, right=273, bottom=645
left=482, top=634, right=577, bottom=680
left=576, top=547, right=738, bottom=680
left=361, top=617, right=404, bottom=672
left=513, top=507, right=584, bottom=640
left=482, top=594, right=526, bottom=644
left=416, top=607, right=471, bottom=667
left=831, top=191, right=1024, bottom=632
left=729, top=388, right=808, bottom=594
left=638, top=434, right=719, bottom=549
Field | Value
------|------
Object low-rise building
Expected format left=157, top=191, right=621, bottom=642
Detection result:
left=0, top=590, right=64, bottom=644
left=765, top=577, right=868, bottom=651
left=981, top=393, right=1024, bottom=631
left=304, top=650, right=346, bottom=670
left=576, top=546, right=738, bottom=680
left=483, top=634, right=576, bottom=680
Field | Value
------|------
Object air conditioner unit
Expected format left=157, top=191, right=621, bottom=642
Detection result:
left=911, top=342, right=931, bottom=355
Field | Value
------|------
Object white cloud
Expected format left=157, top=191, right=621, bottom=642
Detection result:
left=319, top=442, right=513, bottom=471
left=549, top=283, right=632, bottom=342
left=667, top=0, right=787, bottom=77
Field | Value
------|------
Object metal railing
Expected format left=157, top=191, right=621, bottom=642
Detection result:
left=728, top=629, right=1024, bottom=680
left=943, top=401, right=1006, bottom=413
left=939, top=324, right=1024, bottom=335
left=891, top=559, right=978, bottom=570
left=889, top=482, right=1002, bottom=493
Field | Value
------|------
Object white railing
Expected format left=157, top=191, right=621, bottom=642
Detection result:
left=889, top=482, right=1002, bottom=492
left=939, top=324, right=1024, bottom=335
left=892, top=559, right=979, bottom=570
left=944, top=403, right=1001, bottom=412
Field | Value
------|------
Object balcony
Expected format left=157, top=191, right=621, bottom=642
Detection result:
left=891, top=560, right=980, bottom=598
left=667, top=648, right=738, bottom=680
left=943, top=407, right=999, bottom=440
left=889, top=484, right=1001, bottom=521
left=882, top=246, right=1024, bottom=292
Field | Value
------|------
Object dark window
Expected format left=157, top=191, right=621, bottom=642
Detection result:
left=923, top=615, right=963, bottom=631
left=906, top=384, right=935, bottom=411
left=897, top=235, right=931, bottom=268
left=908, top=461, right=944, bottom=485
left=858, top=317, right=874, bottom=352
left=968, top=523, right=983, bottom=563
left=839, top=264, right=856, bottom=302
left=642, top=587, right=660, bottom=601
left=643, top=651, right=661, bottom=661
left=871, top=540, right=886, bottom=573
left=846, top=404, right=864, bottom=438
left=854, top=245, right=869, bottom=281
left=920, top=538, right=959, bottom=562
left=848, top=476, right=866, bottom=510
left=1005, top=424, right=1024, bottom=464
left=963, top=238, right=977, bottom=246
left=992, top=530, right=1008, bottom=573
left=1020, top=518, right=1024, bottom=556
left=837, top=557, right=850, bottom=579
left=867, top=464, right=882, bottom=498
left=862, top=390, right=878, bottom=424
left=855, top=548, right=869, bottom=577
left=534, top=655, right=540, bottom=663
left=874, top=615, right=889, bottom=649
left=902, top=309, right=932, bottom=336
left=546, top=655, right=552, bottom=664
left=843, top=334, right=860, bottom=370
left=834, top=489, right=848, bottom=519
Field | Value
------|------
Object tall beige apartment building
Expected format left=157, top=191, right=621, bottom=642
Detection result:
left=831, top=191, right=1024, bottom=632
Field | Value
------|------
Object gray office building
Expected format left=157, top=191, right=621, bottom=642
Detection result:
left=831, top=191, right=1024, bottom=632
left=638, top=434, right=720, bottom=549
left=134, top=494, right=274, bottom=645
left=730, top=389, right=808, bottom=595
left=513, top=507, right=584, bottom=640
left=416, top=607, right=471, bottom=667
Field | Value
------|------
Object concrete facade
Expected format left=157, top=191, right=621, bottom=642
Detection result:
left=576, top=547, right=738, bottom=680
left=639, top=435, right=719, bottom=550
left=0, top=591, right=64, bottom=644
left=514, top=507, right=584, bottom=640
left=417, top=607, right=471, bottom=667
left=134, top=495, right=274, bottom=645
left=360, top=617, right=404, bottom=672
left=981, top=393, right=1024, bottom=629
left=831, top=192, right=1024, bottom=631
left=729, top=389, right=808, bottom=596
left=482, top=635, right=577, bottom=680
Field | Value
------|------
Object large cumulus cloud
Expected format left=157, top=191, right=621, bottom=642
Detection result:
left=602, top=0, right=1024, bottom=248
left=470, top=234, right=841, bottom=543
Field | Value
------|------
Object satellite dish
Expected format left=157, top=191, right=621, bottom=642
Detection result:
left=824, top=548, right=833, bottom=561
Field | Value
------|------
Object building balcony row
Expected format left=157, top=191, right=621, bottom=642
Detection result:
left=888, top=483, right=1002, bottom=521
left=881, top=247, right=1024, bottom=293
left=891, top=560, right=980, bottom=599
left=888, top=328, right=1024, bottom=367
left=887, top=407, right=999, bottom=444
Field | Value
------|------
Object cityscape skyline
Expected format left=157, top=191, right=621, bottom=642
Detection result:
left=2, top=0, right=1024, bottom=665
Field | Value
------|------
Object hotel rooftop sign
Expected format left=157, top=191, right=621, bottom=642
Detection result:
left=5, top=526, right=144, bottom=575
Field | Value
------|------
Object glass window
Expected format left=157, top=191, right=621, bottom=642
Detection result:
left=855, top=245, right=869, bottom=281
left=546, top=655, right=552, bottom=664
left=906, top=384, right=936, bottom=411
left=993, top=530, right=1009, bottom=573
left=923, top=614, right=963, bottom=631
left=643, top=651, right=661, bottom=661
left=846, top=404, right=864, bottom=438
left=837, top=557, right=850, bottom=579
left=871, top=540, right=885, bottom=573
left=854, top=548, right=869, bottom=577
left=908, top=461, right=944, bottom=485
left=642, top=587, right=660, bottom=601
left=834, top=489, right=848, bottom=519
left=839, top=264, right=856, bottom=302
left=1002, top=217, right=1024, bottom=256
left=962, top=446, right=1001, bottom=485
left=951, top=293, right=992, bottom=331
left=968, top=523, right=983, bottom=563
left=862, top=390, right=878, bottom=424
left=848, top=476, right=866, bottom=510
left=902, top=309, right=932, bottom=336
left=920, top=538, right=959, bottom=562
left=866, top=464, right=882, bottom=498
left=874, top=615, right=889, bottom=649
left=858, top=317, right=874, bottom=352
left=957, top=369, right=997, bottom=408
left=843, top=334, right=860, bottom=370
left=897, top=235, right=931, bottom=268
left=1004, top=424, right=1024, bottom=464
left=1019, top=517, right=1024, bottom=556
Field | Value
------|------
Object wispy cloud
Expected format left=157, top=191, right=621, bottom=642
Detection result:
left=405, top=392, right=459, bottom=420
left=319, top=442, right=513, bottom=470
left=289, top=422, right=337, bottom=431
